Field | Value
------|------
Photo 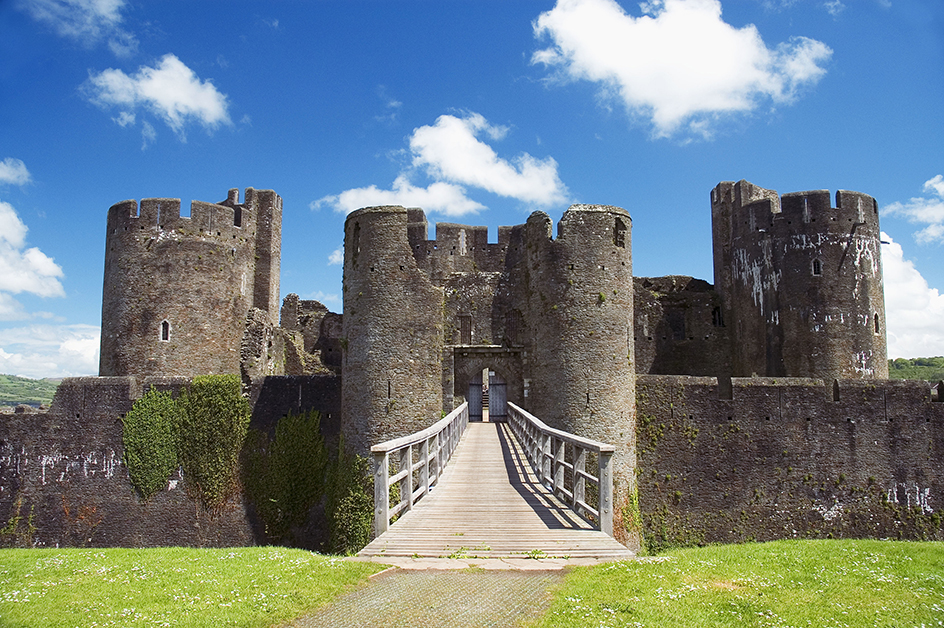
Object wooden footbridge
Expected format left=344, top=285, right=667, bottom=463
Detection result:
left=358, top=402, right=633, bottom=560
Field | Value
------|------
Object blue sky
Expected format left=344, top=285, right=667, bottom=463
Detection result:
left=0, top=0, right=942, bottom=378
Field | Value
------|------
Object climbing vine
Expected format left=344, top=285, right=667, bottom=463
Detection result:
left=178, top=374, right=251, bottom=510
left=324, top=437, right=373, bottom=555
left=243, top=410, right=327, bottom=544
left=122, top=386, right=182, bottom=501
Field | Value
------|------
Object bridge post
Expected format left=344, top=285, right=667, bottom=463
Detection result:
left=574, top=446, right=586, bottom=515
left=373, top=451, right=389, bottom=536
left=419, top=438, right=429, bottom=499
left=598, top=451, right=614, bottom=537
left=400, top=445, right=413, bottom=512
left=554, top=437, right=565, bottom=495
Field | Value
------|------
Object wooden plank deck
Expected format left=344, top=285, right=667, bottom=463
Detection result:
left=358, top=422, right=634, bottom=559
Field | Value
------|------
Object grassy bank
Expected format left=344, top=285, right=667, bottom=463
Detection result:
left=0, top=547, right=385, bottom=628
left=533, top=539, right=944, bottom=627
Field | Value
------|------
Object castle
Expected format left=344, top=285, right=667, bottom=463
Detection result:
left=0, top=182, right=939, bottom=550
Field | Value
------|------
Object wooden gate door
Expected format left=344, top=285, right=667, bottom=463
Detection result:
left=488, top=371, right=507, bottom=422
left=468, top=372, right=483, bottom=422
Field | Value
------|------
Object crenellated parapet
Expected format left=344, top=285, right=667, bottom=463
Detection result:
left=711, top=180, right=887, bottom=380
left=100, top=188, right=281, bottom=378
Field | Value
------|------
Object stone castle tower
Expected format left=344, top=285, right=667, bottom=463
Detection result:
left=340, top=204, right=636, bottom=536
left=99, top=188, right=282, bottom=377
left=711, top=180, right=887, bottom=380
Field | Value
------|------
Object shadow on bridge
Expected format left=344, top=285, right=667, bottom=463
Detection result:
left=358, top=422, right=632, bottom=559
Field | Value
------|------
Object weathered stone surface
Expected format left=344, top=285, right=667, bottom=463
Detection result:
left=99, top=188, right=282, bottom=378
left=637, top=375, right=944, bottom=547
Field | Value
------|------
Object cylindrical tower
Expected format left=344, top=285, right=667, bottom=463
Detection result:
left=711, top=181, right=887, bottom=379
left=341, top=206, right=445, bottom=455
left=524, top=204, right=636, bottom=546
left=777, top=189, right=887, bottom=379
left=99, top=189, right=281, bottom=377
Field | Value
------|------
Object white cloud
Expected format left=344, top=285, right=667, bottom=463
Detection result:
left=884, top=175, right=944, bottom=244
left=328, top=248, right=344, bottom=266
left=410, top=113, right=568, bottom=206
left=0, top=324, right=100, bottom=378
left=313, top=112, right=568, bottom=217
left=0, top=201, right=65, bottom=306
left=85, top=54, right=232, bottom=141
left=823, top=0, right=845, bottom=16
left=531, top=0, right=832, bottom=138
left=0, top=159, right=32, bottom=186
left=313, top=175, right=485, bottom=217
left=21, top=0, right=138, bottom=56
left=881, top=233, right=944, bottom=358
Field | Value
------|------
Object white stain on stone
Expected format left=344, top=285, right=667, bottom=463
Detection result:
left=887, top=483, right=933, bottom=514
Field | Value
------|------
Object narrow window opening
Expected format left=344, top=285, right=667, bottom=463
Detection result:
left=233, top=206, right=242, bottom=227
left=832, top=379, right=840, bottom=402
left=712, top=306, right=724, bottom=327
left=614, top=218, right=626, bottom=248
left=874, top=313, right=880, bottom=334
left=351, top=221, right=361, bottom=268
left=160, top=320, right=170, bottom=342
left=459, top=315, right=472, bottom=345
left=812, top=258, right=822, bottom=276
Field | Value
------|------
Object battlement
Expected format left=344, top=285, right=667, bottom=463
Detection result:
left=106, top=188, right=281, bottom=243
left=108, top=197, right=250, bottom=241
left=713, top=181, right=880, bottom=238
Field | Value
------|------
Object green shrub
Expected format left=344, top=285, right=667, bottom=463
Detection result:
left=243, top=410, right=327, bottom=544
left=122, top=386, right=182, bottom=500
left=325, top=439, right=373, bottom=555
left=178, top=374, right=251, bottom=510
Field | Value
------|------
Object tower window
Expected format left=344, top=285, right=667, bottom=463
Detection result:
left=160, top=320, right=171, bottom=342
left=614, top=218, right=626, bottom=248
left=712, top=306, right=724, bottom=327
left=874, top=313, right=880, bottom=334
left=812, top=258, right=822, bottom=276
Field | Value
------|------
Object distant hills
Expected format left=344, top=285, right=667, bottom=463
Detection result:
left=0, top=375, right=62, bottom=408
left=887, top=357, right=944, bottom=382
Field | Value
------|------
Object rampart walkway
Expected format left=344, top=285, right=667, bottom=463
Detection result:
left=357, top=422, right=633, bottom=560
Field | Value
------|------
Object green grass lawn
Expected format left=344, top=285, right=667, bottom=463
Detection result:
left=2, top=541, right=942, bottom=627
left=0, top=546, right=386, bottom=628
left=533, top=539, right=944, bottom=628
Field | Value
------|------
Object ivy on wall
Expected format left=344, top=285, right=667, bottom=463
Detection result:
left=178, top=374, right=251, bottom=510
left=243, top=410, right=327, bottom=544
left=324, top=437, right=373, bottom=555
left=120, top=375, right=374, bottom=552
left=122, top=386, right=181, bottom=501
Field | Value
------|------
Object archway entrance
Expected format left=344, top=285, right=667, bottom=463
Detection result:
left=467, top=368, right=508, bottom=422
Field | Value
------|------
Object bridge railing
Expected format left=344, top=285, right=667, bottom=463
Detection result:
left=507, top=402, right=615, bottom=537
left=370, top=402, right=469, bottom=536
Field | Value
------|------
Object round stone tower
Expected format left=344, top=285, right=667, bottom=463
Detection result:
left=711, top=181, right=887, bottom=379
left=99, top=188, right=281, bottom=377
left=341, top=206, right=445, bottom=455
left=523, top=204, right=637, bottom=545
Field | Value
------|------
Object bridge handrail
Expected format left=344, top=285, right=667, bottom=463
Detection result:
left=507, top=401, right=614, bottom=537
left=371, top=402, right=469, bottom=536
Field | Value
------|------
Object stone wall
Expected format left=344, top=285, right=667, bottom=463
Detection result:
left=636, top=375, right=944, bottom=549
left=634, top=276, right=730, bottom=376
left=0, top=374, right=341, bottom=549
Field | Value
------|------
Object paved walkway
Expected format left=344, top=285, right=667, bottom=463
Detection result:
left=285, top=569, right=564, bottom=628
left=358, top=422, right=634, bottom=560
